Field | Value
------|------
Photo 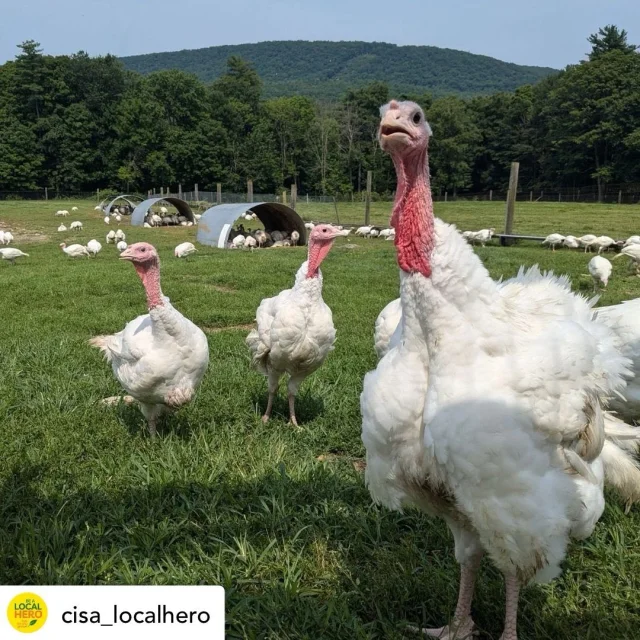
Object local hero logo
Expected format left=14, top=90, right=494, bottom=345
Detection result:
left=7, top=592, right=48, bottom=633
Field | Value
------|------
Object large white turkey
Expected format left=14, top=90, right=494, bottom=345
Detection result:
left=361, top=100, right=640, bottom=640
left=60, top=243, right=90, bottom=258
left=246, top=224, right=347, bottom=426
left=89, top=242, right=209, bottom=436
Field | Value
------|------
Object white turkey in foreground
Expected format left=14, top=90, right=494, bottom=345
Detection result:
left=246, top=224, right=347, bottom=426
left=0, top=248, right=29, bottom=265
left=174, top=242, right=197, bottom=258
left=361, top=100, right=639, bottom=640
left=588, top=255, right=612, bottom=290
left=87, top=240, right=102, bottom=257
left=89, top=242, right=209, bottom=436
left=60, top=243, right=90, bottom=258
left=116, top=241, right=128, bottom=252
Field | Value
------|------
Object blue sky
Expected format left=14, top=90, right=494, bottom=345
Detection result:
left=1, top=0, right=638, bottom=68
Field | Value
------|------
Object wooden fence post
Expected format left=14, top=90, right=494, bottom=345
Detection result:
left=618, top=190, right=623, bottom=204
left=216, top=183, right=222, bottom=204
left=530, top=190, right=533, bottom=202
left=178, top=183, right=182, bottom=198
left=503, top=162, right=520, bottom=245
left=558, top=192, right=561, bottom=202
left=365, top=170, right=372, bottom=225
left=489, top=190, right=492, bottom=202
left=290, top=183, right=297, bottom=210
left=282, top=190, right=287, bottom=205
left=195, top=183, right=199, bottom=201
left=247, top=179, right=253, bottom=203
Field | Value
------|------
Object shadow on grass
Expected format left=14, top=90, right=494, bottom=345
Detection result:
left=0, top=464, right=637, bottom=639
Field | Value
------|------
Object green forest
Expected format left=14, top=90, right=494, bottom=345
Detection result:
left=121, top=40, right=556, bottom=100
left=0, top=26, right=638, bottom=199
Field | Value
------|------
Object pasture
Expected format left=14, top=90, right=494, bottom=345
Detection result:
left=1, top=199, right=640, bottom=639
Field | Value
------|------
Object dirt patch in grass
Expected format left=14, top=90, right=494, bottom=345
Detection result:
left=203, top=323, right=254, bottom=334
left=317, top=453, right=366, bottom=472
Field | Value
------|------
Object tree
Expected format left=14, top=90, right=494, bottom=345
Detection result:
left=539, top=50, right=640, bottom=201
left=0, top=109, right=43, bottom=189
left=427, top=96, right=481, bottom=194
left=588, top=25, right=638, bottom=60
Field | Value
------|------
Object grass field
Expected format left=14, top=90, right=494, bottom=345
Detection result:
left=1, top=199, right=640, bottom=639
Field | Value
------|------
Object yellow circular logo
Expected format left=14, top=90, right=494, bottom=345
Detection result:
left=6, top=593, right=47, bottom=633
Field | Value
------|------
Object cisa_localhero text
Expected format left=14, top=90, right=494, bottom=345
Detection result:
left=61, top=604, right=212, bottom=625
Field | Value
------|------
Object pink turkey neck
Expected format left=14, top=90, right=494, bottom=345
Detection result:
left=133, top=260, right=164, bottom=309
left=391, top=145, right=434, bottom=278
left=306, top=237, right=333, bottom=278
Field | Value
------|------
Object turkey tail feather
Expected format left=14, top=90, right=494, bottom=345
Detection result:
left=603, top=412, right=640, bottom=511
left=88, top=335, right=114, bottom=362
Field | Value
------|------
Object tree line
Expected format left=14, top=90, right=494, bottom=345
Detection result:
left=0, top=26, right=638, bottom=201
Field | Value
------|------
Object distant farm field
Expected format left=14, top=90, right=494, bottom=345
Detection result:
left=1, top=199, right=640, bottom=639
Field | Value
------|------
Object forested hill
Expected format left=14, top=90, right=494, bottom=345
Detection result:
left=120, top=40, right=557, bottom=99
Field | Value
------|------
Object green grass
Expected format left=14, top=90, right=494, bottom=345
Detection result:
left=1, top=199, right=640, bottom=639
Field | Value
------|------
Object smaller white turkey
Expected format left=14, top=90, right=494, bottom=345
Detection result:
left=578, top=234, right=597, bottom=252
left=542, top=233, right=565, bottom=251
left=373, top=298, right=402, bottom=359
left=70, top=221, right=83, bottom=231
left=160, top=206, right=168, bottom=214
left=624, top=235, right=640, bottom=247
left=231, top=235, right=245, bottom=249
left=106, top=230, right=116, bottom=244
left=0, top=231, right=12, bottom=245
left=144, top=222, right=152, bottom=228
left=71, top=206, right=79, bottom=212
left=104, top=216, right=111, bottom=225
left=588, top=255, right=612, bottom=291
left=60, top=243, right=90, bottom=258
left=115, top=230, right=126, bottom=243
left=379, top=228, right=394, bottom=239
left=87, top=240, right=102, bottom=257
left=246, top=223, right=347, bottom=426
left=89, top=242, right=209, bottom=436
left=244, top=236, right=257, bottom=250
left=175, top=242, right=197, bottom=258
left=115, top=214, right=122, bottom=223
left=254, top=230, right=268, bottom=248
left=593, top=235, right=616, bottom=254
left=58, top=224, right=67, bottom=232
left=368, top=228, right=380, bottom=238
left=244, top=213, right=253, bottom=221
left=563, top=235, right=580, bottom=249
left=291, top=230, right=300, bottom=246
left=0, top=248, right=29, bottom=265
left=355, top=226, right=372, bottom=236
left=305, top=221, right=315, bottom=230
left=116, top=241, right=128, bottom=252
left=614, top=244, right=640, bottom=275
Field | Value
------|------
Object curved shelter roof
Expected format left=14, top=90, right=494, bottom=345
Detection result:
left=131, top=197, right=195, bottom=226
left=197, top=202, right=307, bottom=248
left=103, top=194, right=141, bottom=214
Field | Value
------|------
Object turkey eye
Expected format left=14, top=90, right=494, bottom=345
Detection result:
left=413, top=112, right=421, bottom=124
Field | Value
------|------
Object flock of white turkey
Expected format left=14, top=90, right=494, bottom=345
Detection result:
left=3, top=101, right=640, bottom=638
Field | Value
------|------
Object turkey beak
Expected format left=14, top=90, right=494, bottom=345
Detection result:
left=120, top=248, right=135, bottom=261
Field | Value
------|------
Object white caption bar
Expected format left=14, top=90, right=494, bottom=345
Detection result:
left=0, top=586, right=224, bottom=639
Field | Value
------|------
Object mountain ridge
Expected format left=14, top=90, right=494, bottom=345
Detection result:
left=120, top=39, right=557, bottom=100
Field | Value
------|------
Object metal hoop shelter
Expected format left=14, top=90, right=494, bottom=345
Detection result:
left=103, top=194, right=142, bottom=215
left=131, top=197, right=195, bottom=226
left=197, top=202, right=307, bottom=248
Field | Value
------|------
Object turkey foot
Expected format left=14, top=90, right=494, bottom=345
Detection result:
left=101, top=395, right=136, bottom=406
left=424, top=619, right=476, bottom=639
left=406, top=619, right=477, bottom=639
left=288, top=393, right=300, bottom=428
